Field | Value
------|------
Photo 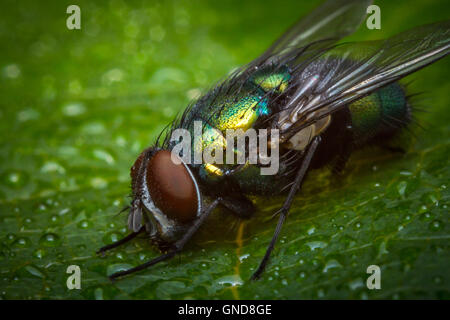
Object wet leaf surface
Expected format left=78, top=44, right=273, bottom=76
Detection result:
left=0, top=0, right=449, bottom=299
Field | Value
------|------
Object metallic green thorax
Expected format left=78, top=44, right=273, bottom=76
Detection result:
left=186, top=66, right=291, bottom=188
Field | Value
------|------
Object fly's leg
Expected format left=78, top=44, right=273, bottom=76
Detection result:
left=220, top=195, right=255, bottom=219
left=380, top=145, right=406, bottom=154
left=332, top=147, right=352, bottom=174
left=108, top=199, right=220, bottom=281
left=96, top=226, right=144, bottom=255
left=250, top=136, right=321, bottom=280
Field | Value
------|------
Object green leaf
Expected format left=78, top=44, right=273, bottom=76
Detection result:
left=0, top=0, right=448, bottom=299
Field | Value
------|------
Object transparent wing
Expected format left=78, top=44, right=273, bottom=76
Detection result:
left=278, top=20, right=450, bottom=141
left=257, top=0, right=372, bottom=63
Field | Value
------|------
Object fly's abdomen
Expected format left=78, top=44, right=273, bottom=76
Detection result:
left=348, top=82, right=411, bottom=145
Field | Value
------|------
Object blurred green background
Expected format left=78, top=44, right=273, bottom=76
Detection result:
left=0, top=0, right=448, bottom=299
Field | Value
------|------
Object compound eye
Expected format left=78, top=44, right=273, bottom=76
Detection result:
left=130, top=151, right=146, bottom=191
left=146, top=150, right=198, bottom=223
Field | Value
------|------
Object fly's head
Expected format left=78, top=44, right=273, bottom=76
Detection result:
left=128, top=148, right=202, bottom=250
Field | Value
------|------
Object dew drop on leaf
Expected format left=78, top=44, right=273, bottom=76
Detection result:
left=39, top=233, right=60, bottom=247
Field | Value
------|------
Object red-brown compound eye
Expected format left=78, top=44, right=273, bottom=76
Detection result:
left=146, top=150, right=198, bottom=223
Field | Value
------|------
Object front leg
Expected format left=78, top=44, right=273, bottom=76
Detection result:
left=109, top=199, right=220, bottom=280
left=219, top=195, right=255, bottom=219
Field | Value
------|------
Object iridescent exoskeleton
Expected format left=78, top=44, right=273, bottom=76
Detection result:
left=98, top=0, right=450, bottom=280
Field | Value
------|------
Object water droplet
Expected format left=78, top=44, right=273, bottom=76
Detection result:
left=397, top=181, right=407, bottom=196
left=103, top=232, right=122, bottom=244
left=115, top=136, right=127, bottom=147
left=6, top=233, right=16, bottom=243
left=239, top=254, right=250, bottom=262
left=3, top=64, right=21, bottom=78
left=34, top=249, right=45, bottom=259
left=77, top=220, right=91, bottom=229
left=354, top=222, right=362, bottom=230
left=428, top=194, right=439, bottom=205
left=429, top=220, right=443, bottom=231
left=420, top=212, right=433, bottom=221
left=93, top=149, right=115, bottom=165
left=102, top=68, right=125, bottom=85
left=305, top=241, right=328, bottom=251
left=39, top=233, right=60, bottom=247
left=94, top=287, right=104, bottom=300
left=307, top=226, right=316, bottom=235
left=13, top=237, right=31, bottom=248
left=90, top=177, right=108, bottom=189
left=82, top=122, right=106, bottom=135
left=24, top=265, right=45, bottom=278
left=216, top=275, right=243, bottom=287
left=59, top=208, right=70, bottom=216
left=138, top=253, right=147, bottom=261
left=348, top=278, right=364, bottom=291
left=3, top=170, right=27, bottom=188
left=418, top=205, right=427, bottom=213
left=433, top=276, right=443, bottom=284
left=106, top=263, right=134, bottom=276
left=378, top=241, right=389, bottom=257
left=115, top=252, right=124, bottom=260
left=323, top=259, right=342, bottom=273
left=40, top=161, right=66, bottom=174
left=317, top=288, right=325, bottom=298
left=63, top=102, right=86, bottom=117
